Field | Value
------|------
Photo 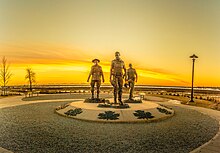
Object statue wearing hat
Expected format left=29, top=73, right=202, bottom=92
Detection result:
left=110, top=52, right=126, bottom=105
left=87, top=59, right=105, bottom=99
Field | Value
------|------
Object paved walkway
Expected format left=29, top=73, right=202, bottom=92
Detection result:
left=0, top=96, right=220, bottom=153
left=0, top=96, right=80, bottom=153
left=163, top=101, right=220, bottom=153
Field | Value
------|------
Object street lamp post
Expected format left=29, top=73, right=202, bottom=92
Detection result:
left=188, top=54, right=198, bottom=103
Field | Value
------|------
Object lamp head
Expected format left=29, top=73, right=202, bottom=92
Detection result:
left=190, top=54, right=198, bottom=59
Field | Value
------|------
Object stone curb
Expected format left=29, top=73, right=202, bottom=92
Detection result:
left=55, top=100, right=175, bottom=123
left=162, top=102, right=220, bottom=153
left=55, top=108, right=175, bottom=124
left=190, top=121, right=220, bottom=153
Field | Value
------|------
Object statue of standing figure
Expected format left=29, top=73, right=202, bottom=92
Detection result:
left=87, top=59, right=105, bottom=99
left=126, top=63, right=138, bottom=100
left=110, top=52, right=126, bottom=105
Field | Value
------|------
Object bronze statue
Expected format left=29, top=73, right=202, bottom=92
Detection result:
left=126, top=63, right=138, bottom=100
left=87, top=59, right=104, bottom=99
left=110, top=52, right=126, bottom=105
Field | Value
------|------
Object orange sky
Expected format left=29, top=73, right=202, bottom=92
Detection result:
left=0, top=0, right=220, bottom=86
left=4, top=43, right=189, bottom=86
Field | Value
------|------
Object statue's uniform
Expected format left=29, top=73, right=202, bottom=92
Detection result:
left=89, top=65, right=103, bottom=98
left=111, top=59, right=125, bottom=102
left=127, top=68, right=137, bottom=99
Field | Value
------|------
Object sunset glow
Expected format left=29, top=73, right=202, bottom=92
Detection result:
left=1, top=0, right=220, bottom=86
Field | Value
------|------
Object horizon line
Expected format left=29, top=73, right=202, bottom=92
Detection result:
left=4, top=84, right=220, bottom=88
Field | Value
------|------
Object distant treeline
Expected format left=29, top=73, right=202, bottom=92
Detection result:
left=6, top=85, right=220, bottom=95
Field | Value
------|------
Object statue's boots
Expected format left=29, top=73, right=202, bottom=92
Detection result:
left=91, top=92, right=94, bottom=99
left=119, top=100, right=123, bottom=105
left=129, top=96, right=133, bottom=101
left=114, top=90, right=117, bottom=104
left=118, top=90, right=123, bottom=105
left=118, top=86, right=123, bottom=105
left=97, top=90, right=100, bottom=100
left=114, top=98, right=117, bottom=104
left=118, top=97, right=123, bottom=105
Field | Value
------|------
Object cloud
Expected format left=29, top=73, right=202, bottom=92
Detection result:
left=137, top=68, right=188, bottom=84
left=0, top=42, right=90, bottom=64
left=1, top=42, right=188, bottom=85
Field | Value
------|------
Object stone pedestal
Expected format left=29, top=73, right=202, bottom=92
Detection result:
left=84, top=98, right=110, bottom=103
left=55, top=99, right=175, bottom=123
left=123, top=99, right=142, bottom=103
left=97, top=103, right=130, bottom=109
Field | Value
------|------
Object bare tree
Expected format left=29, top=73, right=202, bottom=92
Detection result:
left=0, top=56, right=12, bottom=96
left=25, top=67, right=36, bottom=92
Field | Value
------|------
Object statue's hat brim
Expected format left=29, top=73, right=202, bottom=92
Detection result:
left=92, top=59, right=100, bottom=62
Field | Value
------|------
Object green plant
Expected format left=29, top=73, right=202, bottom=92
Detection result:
left=133, top=110, right=154, bottom=120
left=65, top=108, right=83, bottom=116
left=159, top=104, right=172, bottom=110
left=157, top=107, right=172, bottom=115
left=98, top=111, right=120, bottom=120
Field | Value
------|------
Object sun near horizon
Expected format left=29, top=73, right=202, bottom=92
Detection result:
left=1, top=0, right=220, bottom=87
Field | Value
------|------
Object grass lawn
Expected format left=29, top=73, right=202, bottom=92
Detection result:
left=147, top=94, right=218, bottom=110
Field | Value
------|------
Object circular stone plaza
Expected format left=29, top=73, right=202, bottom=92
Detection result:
left=0, top=93, right=220, bottom=153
